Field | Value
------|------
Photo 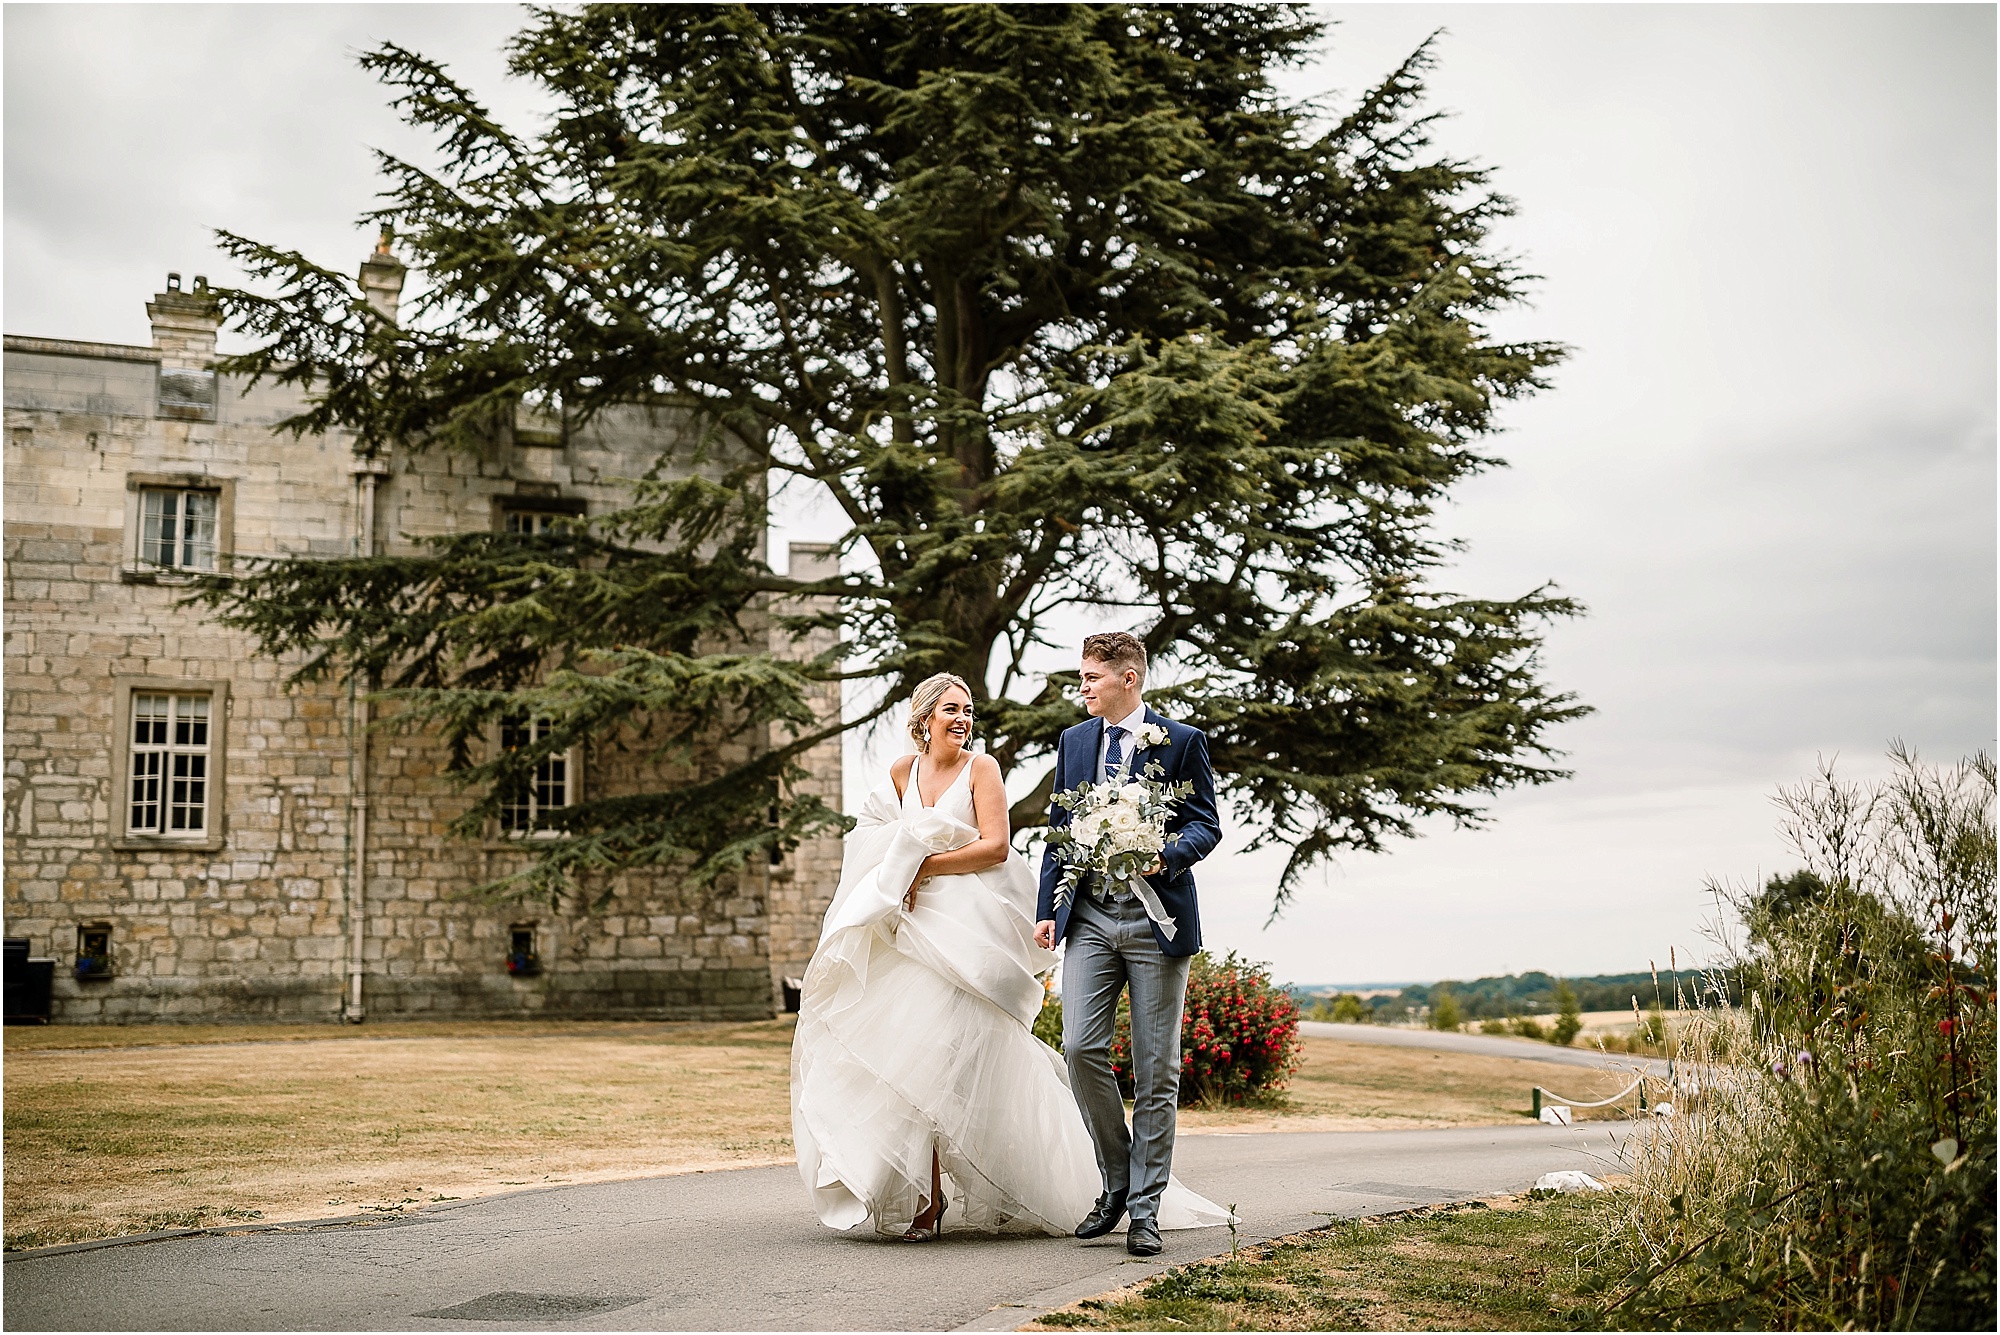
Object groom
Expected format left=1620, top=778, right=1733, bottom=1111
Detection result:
left=1035, top=632, right=1221, bottom=1257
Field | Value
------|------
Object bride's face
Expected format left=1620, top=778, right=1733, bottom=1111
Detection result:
left=930, top=686, right=974, bottom=755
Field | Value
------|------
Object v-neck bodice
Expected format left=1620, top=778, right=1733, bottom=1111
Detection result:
left=903, top=752, right=975, bottom=820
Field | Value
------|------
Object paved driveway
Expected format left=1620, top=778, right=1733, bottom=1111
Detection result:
left=1299, top=1021, right=1672, bottom=1082
left=5, top=1123, right=1636, bottom=1332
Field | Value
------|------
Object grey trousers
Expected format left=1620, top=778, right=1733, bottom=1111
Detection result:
left=1061, top=891, right=1191, bottom=1226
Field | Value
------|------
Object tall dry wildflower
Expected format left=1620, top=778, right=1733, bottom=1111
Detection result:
left=1594, top=747, right=1995, bottom=1330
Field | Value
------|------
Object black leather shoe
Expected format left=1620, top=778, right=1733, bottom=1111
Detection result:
left=1075, top=1191, right=1128, bottom=1239
left=1126, top=1219, right=1163, bottom=1256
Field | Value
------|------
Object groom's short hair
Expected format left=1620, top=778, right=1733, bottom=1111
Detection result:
left=1081, top=632, right=1147, bottom=684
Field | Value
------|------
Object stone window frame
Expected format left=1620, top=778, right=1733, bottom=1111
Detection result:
left=490, top=492, right=587, bottom=535
left=75, top=922, right=115, bottom=981
left=506, top=922, right=542, bottom=977
left=111, top=675, right=230, bottom=852
left=478, top=493, right=587, bottom=846
left=121, top=471, right=235, bottom=584
left=487, top=714, right=583, bottom=844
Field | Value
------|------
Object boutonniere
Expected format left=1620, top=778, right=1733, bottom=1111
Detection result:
left=1137, top=722, right=1171, bottom=750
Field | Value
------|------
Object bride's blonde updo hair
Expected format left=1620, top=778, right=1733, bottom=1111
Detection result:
left=908, top=672, right=974, bottom=754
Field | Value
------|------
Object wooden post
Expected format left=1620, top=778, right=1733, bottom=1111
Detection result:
left=1532, top=1086, right=1542, bottom=1118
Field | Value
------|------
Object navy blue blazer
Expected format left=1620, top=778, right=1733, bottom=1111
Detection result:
left=1035, top=707, right=1221, bottom=958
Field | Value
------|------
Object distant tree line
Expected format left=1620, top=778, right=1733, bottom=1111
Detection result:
left=1292, top=967, right=1741, bottom=1024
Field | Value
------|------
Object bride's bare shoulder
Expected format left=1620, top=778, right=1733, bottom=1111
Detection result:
left=890, top=753, right=917, bottom=799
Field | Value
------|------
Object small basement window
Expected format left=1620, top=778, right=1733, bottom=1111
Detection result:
left=507, top=924, right=541, bottom=977
left=75, top=924, right=113, bottom=981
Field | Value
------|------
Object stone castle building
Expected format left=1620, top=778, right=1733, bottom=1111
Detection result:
left=3, top=244, right=842, bottom=1023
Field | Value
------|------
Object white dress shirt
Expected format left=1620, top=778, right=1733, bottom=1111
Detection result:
left=1095, top=702, right=1149, bottom=783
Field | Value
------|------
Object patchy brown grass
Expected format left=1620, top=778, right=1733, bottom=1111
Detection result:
left=1023, top=1191, right=1618, bottom=1331
left=3, top=1019, right=796, bottom=1250
left=3, top=1023, right=1638, bottom=1251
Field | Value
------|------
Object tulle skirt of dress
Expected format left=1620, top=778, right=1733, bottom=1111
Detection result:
left=790, top=785, right=1233, bottom=1238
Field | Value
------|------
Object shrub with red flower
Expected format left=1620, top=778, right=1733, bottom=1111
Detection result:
left=1101, top=951, right=1301, bottom=1106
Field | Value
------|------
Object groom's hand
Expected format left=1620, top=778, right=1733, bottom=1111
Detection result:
left=1034, top=919, right=1057, bottom=950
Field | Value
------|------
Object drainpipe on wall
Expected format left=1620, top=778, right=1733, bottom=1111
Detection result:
left=342, top=459, right=388, bottom=1022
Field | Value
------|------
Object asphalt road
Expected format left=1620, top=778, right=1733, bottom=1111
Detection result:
left=1299, top=1021, right=1673, bottom=1081
left=5, top=1123, right=1636, bottom=1332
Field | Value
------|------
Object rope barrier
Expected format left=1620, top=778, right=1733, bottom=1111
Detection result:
left=1531, top=1059, right=1741, bottom=1118
left=1532, top=1075, right=1653, bottom=1119
left=1534, top=1075, right=1646, bottom=1109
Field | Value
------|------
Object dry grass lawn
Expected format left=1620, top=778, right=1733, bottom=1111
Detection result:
left=1179, top=1037, right=1641, bottom=1135
left=4, top=1021, right=1640, bottom=1251
left=3, top=1019, right=795, bottom=1250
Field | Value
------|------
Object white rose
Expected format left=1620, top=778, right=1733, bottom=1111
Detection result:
left=1139, top=722, right=1170, bottom=749
left=1117, top=782, right=1147, bottom=807
left=1073, top=813, right=1106, bottom=844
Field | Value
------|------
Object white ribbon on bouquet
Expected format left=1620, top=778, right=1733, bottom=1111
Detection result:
left=1115, top=870, right=1178, bottom=941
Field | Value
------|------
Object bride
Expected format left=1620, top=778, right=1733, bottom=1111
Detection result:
left=790, top=672, right=1231, bottom=1241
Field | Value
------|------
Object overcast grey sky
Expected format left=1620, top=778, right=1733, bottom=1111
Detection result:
left=7, top=4, right=1992, bottom=986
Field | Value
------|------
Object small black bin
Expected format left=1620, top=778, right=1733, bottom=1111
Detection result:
left=4, top=938, right=54, bottom=1024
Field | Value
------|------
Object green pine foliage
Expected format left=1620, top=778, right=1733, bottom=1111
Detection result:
left=193, top=5, right=1586, bottom=908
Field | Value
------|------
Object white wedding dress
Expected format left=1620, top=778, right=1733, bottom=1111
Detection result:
left=790, top=755, right=1233, bottom=1237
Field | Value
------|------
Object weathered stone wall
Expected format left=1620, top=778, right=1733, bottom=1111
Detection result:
left=3, top=273, right=840, bottom=1024
left=4, top=346, right=357, bottom=1021
left=763, top=541, right=847, bottom=1000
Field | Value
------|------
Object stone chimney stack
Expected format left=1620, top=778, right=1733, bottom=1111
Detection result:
left=146, top=272, right=221, bottom=369
left=358, top=226, right=407, bottom=325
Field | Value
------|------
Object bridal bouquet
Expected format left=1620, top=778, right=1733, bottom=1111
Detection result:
left=1047, top=757, right=1193, bottom=923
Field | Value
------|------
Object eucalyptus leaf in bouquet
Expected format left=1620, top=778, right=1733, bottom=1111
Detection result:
left=1047, top=759, right=1194, bottom=929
